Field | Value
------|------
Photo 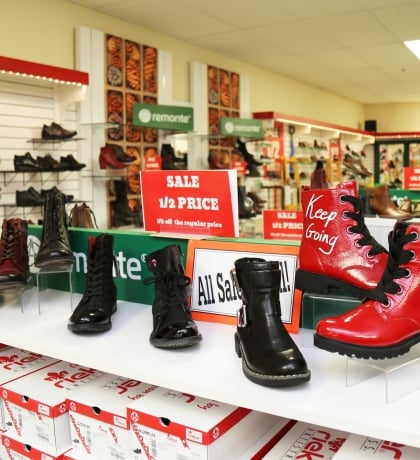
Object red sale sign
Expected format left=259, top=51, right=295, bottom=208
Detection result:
left=140, top=170, right=239, bottom=237
left=263, top=209, right=303, bottom=241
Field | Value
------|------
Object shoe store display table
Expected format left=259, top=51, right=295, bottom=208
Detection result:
left=2, top=288, right=420, bottom=449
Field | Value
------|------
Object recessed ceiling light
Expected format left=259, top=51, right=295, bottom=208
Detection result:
left=404, top=40, right=420, bottom=59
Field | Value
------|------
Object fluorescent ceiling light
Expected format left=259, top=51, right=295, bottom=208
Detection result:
left=404, top=40, right=420, bottom=59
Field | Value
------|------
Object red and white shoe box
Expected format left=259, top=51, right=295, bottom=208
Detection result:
left=1, top=432, right=66, bottom=459
left=262, top=421, right=349, bottom=459
left=333, top=433, right=420, bottom=459
left=0, top=346, right=61, bottom=429
left=237, top=418, right=297, bottom=460
left=66, top=373, right=159, bottom=459
left=127, top=385, right=279, bottom=460
left=62, top=448, right=76, bottom=460
left=0, top=361, right=104, bottom=455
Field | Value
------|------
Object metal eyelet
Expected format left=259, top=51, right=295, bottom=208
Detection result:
left=409, top=250, right=416, bottom=261
left=396, top=284, right=404, bottom=295
left=354, top=239, right=362, bottom=248
left=381, top=298, right=391, bottom=307
left=411, top=232, right=419, bottom=241
left=404, top=268, right=412, bottom=278
left=346, top=226, right=354, bottom=234
left=366, top=250, right=375, bottom=259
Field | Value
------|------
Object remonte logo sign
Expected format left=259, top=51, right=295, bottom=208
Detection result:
left=220, top=117, right=263, bottom=139
left=133, top=103, right=194, bottom=131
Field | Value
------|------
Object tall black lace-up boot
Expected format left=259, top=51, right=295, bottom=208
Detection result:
left=143, top=244, right=202, bottom=348
left=0, top=219, right=29, bottom=288
left=35, top=187, right=74, bottom=268
left=68, top=234, right=117, bottom=333
left=232, top=257, right=310, bottom=387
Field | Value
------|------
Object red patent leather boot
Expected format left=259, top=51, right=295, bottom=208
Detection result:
left=315, top=220, right=420, bottom=359
left=295, top=181, right=388, bottom=300
left=99, top=146, right=126, bottom=169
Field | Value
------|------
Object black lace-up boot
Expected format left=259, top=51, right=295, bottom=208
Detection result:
left=35, top=187, right=74, bottom=268
left=0, top=219, right=29, bottom=288
left=68, top=234, right=117, bottom=333
left=143, top=244, right=202, bottom=348
left=232, top=257, right=310, bottom=387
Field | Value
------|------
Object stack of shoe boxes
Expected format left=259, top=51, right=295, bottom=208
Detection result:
left=0, top=360, right=105, bottom=458
left=127, top=385, right=280, bottom=460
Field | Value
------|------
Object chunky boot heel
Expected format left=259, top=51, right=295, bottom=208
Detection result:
left=232, top=257, right=310, bottom=387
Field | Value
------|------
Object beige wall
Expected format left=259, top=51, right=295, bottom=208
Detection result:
left=364, top=103, right=420, bottom=132
left=1, top=0, right=415, bottom=133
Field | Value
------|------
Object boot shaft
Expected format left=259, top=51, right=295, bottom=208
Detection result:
left=40, top=189, right=69, bottom=241
left=299, top=180, right=388, bottom=291
left=233, top=258, right=282, bottom=323
left=85, top=234, right=116, bottom=296
left=0, top=219, right=28, bottom=264
left=145, top=244, right=190, bottom=307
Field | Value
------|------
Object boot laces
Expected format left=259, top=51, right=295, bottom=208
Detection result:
left=378, top=228, right=418, bottom=305
left=44, top=197, right=66, bottom=242
left=84, top=249, right=115, bottom=299
left=0, top=223, right=18, bottom=261
left=341, top=195, right=387, bottom=256
left=143, top=269, right=190, bottom=312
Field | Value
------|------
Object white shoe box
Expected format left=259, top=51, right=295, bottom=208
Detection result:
left=0, top=346, right=60, bottom=430
left=127, top=386, right=279, bottom=460
left=1, top=432, right=64, bottom=460
left=262, top=421, right=349, bottom=459
left=67, top=373, right=159, bottom=459
left=237, top=418, right=296, bottom=460
left=0, top=361, right=104, bottom=455
left=333, top=433, right=420, bottom=459
left=62, top=448, right=76, bottom=460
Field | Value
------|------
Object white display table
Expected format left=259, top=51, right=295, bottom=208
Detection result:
left=0, top=288, right=419, bottom=449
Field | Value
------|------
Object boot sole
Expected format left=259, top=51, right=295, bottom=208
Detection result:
left=235, top=334, right=311, bottom=387
left=295, top=269, right=385, bottom=301
left=314, top=332, right=420, bottom=359
left=150, top=333, right=202, bottom=349
left=34, top=256, right=75, bottom=270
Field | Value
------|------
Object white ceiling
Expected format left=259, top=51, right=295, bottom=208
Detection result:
left=68, top=0, right=420, bottom=105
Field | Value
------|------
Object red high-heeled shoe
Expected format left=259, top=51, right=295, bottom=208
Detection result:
left=99, top=146, right=126, bottom=169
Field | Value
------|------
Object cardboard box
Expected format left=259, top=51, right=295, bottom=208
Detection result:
left=0, top=361, right=104, bottom=455
left=237, top=418, right=296, bottom=460
left=128, top=386, right=279, bottom=460
left=1, top=432, right=64, bottom=460
left=0, top=347, right=61, bottom=430
left=333, top=433, right=420, bottom=459
left=67, top=373, right=159, bottom=459
left=262, top=421, right=349, bottom=459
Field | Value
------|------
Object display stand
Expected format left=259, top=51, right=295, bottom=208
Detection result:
left=0, top=281, right=34, bottom=313
left=33, top=264, right=74, bottom=314
left=346, top=346, right=420, bottom=403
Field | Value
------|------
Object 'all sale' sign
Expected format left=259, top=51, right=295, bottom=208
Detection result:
left=140, top=170, right=239, bottom=237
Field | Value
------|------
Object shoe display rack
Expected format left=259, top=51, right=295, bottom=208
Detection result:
left=0, top=289, right=420, bottom=450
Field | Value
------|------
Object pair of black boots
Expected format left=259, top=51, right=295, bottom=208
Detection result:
left=68, top=242, right=201, bottom=348
left=144, top=250, right=310, bottom=388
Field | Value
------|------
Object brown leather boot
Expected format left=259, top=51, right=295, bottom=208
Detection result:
left=0, top=219, right=29, bottom=288
left=69, top=203, right=97, bottom=228
left=365, top=184, right=410, bottom=219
